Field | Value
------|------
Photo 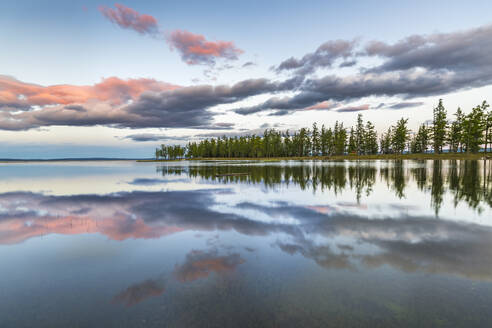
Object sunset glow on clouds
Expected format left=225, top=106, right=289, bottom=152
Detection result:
left=0, top=75, right=178, bottom=107
left=99, top=3, right=159, bottom=35
left=99, top=3, right=243, bottom=66
left=167, top=30, right=243, bottom=65
left=2, top=1, right=492, bottom=157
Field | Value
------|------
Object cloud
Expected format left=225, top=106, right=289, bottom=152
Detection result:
left=112, top=278, right=165, bottom=306
left=365, top=25, right=492, bottom=73
left=242, top=61, right=256, bottom=68
left=336, top=104, right=370, bottom=112
left=339, top=60, right=357, bottom=68
left=122, top=134, right=191, bottom=142
left=99, top=3, right=159, bottom=36
left=304, top=100, right=338, bottom=111
left=99, top=5, right=243, bottom=67
left=5, top=23, right=492, bottom=131
left=173, top=249, right=245, bottom=283
left=275, top=39, right=357, bottom=76
left=388, top=101, right=424, bottom=109
left=235, top=24, right=492, bottom=116
left=166, top=30, right=243, bottom=65
left=0, top=75, right=178, bottom=109
left=0, top=75, right=291, bottom=130
left=63, top=105, right=88, bottom=112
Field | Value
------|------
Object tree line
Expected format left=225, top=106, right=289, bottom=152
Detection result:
left=154, top=99, right=492, bottom=159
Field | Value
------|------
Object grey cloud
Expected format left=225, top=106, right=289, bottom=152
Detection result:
left=367, top=24, right=492, bottom=73
left=339, top=60, right=357, bottom=68
left=235, top=65, right=486, bottom=115
left=0, top=77, right=297, bottom=131
left=336, top=104, right=370, bottom=112
left=275, top=39, right=357, bottom=76
left=123, top=134, right=191, bottom=142
left=121, top=78, right=301, bottom=129
left=389, top=102, right=424, bottom=109
left=63, top=105, right=88, bottom=112
left=236, top=24, right=492, bottom=116
left=242, top=61, right=256, bottom=68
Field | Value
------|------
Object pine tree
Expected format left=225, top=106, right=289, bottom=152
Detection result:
left=348, top=127, right=357, bottom=154
left=484, top=104, right=492, bottom=153
left=392, top=118, right=409, bottom=154
left=311, top=123, right=320, bottom=156
left=432, top=99, right=447, bottom=153
left=413, top=124, right=430, bottom=153
left=363, top=121, right=379, bottom=154
left=462, top=102, right=486, bottom=153
left=380, top=128, right=392, bottom=154
left=448, top=110, right=462, bottom=153
left=355, top=113, right=365, bottom=155
left=334, top=122, right=347, bottom=155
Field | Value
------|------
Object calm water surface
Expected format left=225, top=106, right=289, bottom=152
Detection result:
left=0, top=160, right=491, bottom=327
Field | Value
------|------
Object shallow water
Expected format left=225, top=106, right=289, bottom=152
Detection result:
left=0, top=159, right=491, bottom=327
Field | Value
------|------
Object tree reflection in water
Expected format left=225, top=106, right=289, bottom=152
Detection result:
left=158, top=160, right=492, bottom=215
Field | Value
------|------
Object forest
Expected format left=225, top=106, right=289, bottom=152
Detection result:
left=154, top=99, right=492, bottom=160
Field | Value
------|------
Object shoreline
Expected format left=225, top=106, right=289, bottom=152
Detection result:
left=138, top=153, right=491, bottom=162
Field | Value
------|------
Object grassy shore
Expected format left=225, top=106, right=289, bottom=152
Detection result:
left=138, top=153, right=491, bottom=162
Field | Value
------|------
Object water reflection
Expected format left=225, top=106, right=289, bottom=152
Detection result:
left=173, top=249, right=245, bottom=283
left=112, top=278, right=166, bottom=307
left=1, top=160, right=492, bottom=326
left=0, top=163, right=491, bottom=281
left=157, top=159, right=492, bottom=214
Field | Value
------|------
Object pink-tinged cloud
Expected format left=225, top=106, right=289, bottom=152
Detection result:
left=167, top=30, right=244, bottom=65
left=99, top=3, right=159, bottom=35
left=99, top=4, right=243, bottom=66
left=304, top=100, right=338, bottom=111
left=0, top=75, right=179, bottom=108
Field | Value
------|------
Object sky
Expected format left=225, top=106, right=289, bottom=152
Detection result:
left=1, top=0, right=492, bottom=158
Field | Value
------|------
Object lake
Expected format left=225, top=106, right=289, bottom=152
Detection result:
left=0, top=159, right=491, bottom=327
